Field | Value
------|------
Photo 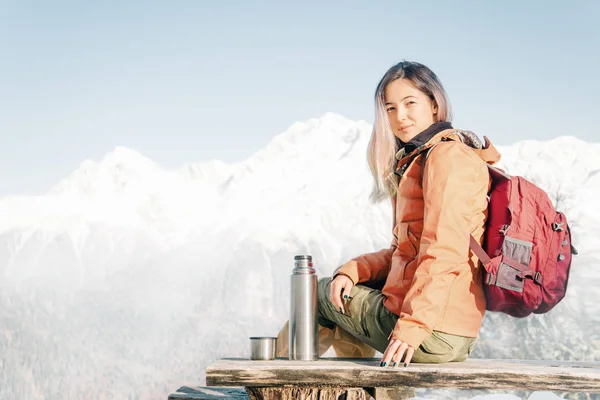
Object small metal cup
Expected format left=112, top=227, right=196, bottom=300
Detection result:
left=250, top=337, right=277, bottom=360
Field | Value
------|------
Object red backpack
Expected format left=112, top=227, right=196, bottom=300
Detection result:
left=420, top=136, right=577, bottom=317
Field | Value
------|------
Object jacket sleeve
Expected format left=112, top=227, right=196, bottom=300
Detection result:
left=334, top=197, right=398, bottom=286
left=390, top=141, right=488, bottom=350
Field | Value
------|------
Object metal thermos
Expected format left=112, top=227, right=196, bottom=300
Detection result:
left=289, top=255, right=318, bottom=361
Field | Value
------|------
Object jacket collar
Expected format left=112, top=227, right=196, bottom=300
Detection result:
left=395, top=121, right=453, bottom=157
left=395, top=126, right=502, bottom=172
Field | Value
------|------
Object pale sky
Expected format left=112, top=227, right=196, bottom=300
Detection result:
left=1, top=0, right=598, bottom=196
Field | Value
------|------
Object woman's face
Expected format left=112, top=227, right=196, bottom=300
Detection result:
left=384, top=79, right=438, bottom=142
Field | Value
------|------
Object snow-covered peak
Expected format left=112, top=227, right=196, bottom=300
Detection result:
left=218, top=113, right=372, bottom=192
left=100, top=145, right=156, bottom=167
left=49, top=146, right=161, bottom=196
left=496, top=135, right=597, bottom=167
left=255, top=112, right=370, bottom=160
left=2, top=116, right=599, bottom=243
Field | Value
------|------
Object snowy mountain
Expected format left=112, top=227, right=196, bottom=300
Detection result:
left=1, top=113, right=598, bottom=399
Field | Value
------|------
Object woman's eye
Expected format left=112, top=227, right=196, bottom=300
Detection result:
left=407, top=101, right=416, bottom=106
left=386, top=108, right=394, bottom=112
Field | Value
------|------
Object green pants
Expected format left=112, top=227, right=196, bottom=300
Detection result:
left=317, top=277, right=477, bottom=363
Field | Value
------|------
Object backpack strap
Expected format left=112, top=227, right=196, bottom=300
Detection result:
left=470, top=236, right=490, bottom=265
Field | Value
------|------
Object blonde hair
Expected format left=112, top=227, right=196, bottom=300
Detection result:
left=367, top=61, right=453, bottom=202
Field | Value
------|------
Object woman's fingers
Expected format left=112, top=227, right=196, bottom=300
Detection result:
left=329, top=278, right=345, bottom=313
left=342, top=280, right=353, bottom=302
left=392, top=342, right=409, bottom=367
left=382, top=340, right=415, bottom=367
left=329, top=276, right=354, bottom=314
left=403, top=347, right=415, bottom=367
left=380, top=339, right=401, bottom=366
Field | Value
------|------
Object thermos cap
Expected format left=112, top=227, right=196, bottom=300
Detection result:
left=293, top=255, right=315, bottom=274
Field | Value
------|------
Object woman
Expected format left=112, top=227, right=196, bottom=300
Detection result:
left=276, top=61, right=501, bottom=367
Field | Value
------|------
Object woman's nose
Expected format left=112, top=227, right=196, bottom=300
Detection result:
left=396, top=108, right=407, bottom=122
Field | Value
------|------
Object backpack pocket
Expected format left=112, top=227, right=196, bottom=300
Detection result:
left=502, top=236, right=533, bottom=267
left=483, top=236, right=542, bottom=317
left=495, top=262, right=525, bottom=292
left=495, top=236, right=533, bottom=292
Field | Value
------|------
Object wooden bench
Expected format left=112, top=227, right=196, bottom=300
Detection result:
left=171, top=357, right=600, bottom=399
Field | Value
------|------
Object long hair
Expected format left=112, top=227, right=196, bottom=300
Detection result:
left=367, top=61, right=453, bottom=203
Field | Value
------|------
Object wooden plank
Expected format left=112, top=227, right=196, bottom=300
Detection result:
left=245, top=387, right=368, bottom=400
left=205, top=358, right=600, bottom=393
left=168, top=386, right=250, bottom=399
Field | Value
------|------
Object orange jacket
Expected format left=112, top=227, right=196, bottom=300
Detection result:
left=335, top=129, right=502, bottom=350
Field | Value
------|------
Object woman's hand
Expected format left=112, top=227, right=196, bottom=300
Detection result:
left=381, top=338, right=415, bottom=367
left=329, top=274, right=354, bottom=314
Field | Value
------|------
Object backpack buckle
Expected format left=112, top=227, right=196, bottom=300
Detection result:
left=499, top=224, right=510, bottom=235
left=571, top=244, right=579, bottom=255
left=534, top=272, right=543, bottom=285
left=552, top=222, right=564, bottom=232
left=486, top=273, right=496, bottom=285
